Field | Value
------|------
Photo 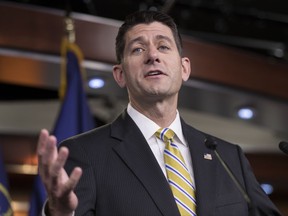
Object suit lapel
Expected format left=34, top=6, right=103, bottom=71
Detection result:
left=182, top=121, right=218, bottom=216
left=111, top=112, right=180, bottom=216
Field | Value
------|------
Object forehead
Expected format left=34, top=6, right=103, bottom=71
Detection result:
left=125, top=22, right=174, bottom=42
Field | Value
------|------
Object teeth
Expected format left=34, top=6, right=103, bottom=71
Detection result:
left=148, top=71, right=161, bottom=76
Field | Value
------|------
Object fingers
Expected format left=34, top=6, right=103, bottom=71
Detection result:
left=44, top=134, right=58, bottom=164
left=36, top=129, right=81, bottom=213
left=37, top=130, right=82, bottom=188
left=69, top=167, right=82, bottom=190
left=47, top=167, right=82, bottom=214
left=62, top=167, right=83, bottom=197
left=37, top=129, right=50, bottom=155
left=38, top=129, right=58, bottom=163
left=50, top=147, right=82, bottom=194
left=37, top=129, right=58, bottom=179
left=50, top=147, right=69, bottom=188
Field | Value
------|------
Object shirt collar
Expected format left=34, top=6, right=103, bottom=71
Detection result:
left=127, top=103, right=186, bottom=145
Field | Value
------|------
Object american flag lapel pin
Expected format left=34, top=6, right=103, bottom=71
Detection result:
left=204, top=153, right=212, bottom=160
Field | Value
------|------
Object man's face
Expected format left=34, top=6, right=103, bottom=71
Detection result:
left=113, top=22, right=190, bottom=104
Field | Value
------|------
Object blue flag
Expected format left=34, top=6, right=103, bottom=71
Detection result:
left=28, top=38, right=95, bottom=216
left=53, top=40, right=95, bottom=142
left=0, top=148, right=13, bottom=215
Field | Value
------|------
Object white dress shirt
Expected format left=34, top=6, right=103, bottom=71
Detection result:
left=127, top=103, right=195, bottom=182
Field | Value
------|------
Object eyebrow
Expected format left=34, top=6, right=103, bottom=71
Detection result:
left=126, top=36, right=144, bottom=50
left=126, top=34, right=174, bottom=49
left=155, top=35, right=174, bottom=44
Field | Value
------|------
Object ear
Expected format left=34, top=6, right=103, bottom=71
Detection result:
left=113, top=64, right=126, bottom=88
left=181, top=57, right=191, bottom=82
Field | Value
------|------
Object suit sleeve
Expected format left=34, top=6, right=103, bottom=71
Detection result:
left=237, top=146, right=282, bottom=216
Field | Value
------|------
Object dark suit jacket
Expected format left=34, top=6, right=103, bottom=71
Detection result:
left=61, top=111, right=282, bottom=216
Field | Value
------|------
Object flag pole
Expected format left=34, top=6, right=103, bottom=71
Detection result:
left=60, top=15, right=81, bottom=99
left=64, top=16, right=75, bottom=43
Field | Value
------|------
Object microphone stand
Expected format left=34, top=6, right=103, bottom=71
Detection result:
left=205, top=137, right=260, bottom=216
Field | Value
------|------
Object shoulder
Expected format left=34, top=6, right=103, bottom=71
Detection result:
left=181, top=117, right=243, bottom=156
left=59, top=123, right=112, bottom=150
left=59, top=110, right=134, bottom=150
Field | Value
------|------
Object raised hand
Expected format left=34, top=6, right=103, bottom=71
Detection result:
left=37, top=129, right=82, bottom=216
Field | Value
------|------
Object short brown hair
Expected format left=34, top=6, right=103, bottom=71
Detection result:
left=115, top=10, right=183, bottom=63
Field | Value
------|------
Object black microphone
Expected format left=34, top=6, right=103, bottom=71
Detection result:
left=205, top=136, right=259, bottom=216
left=279, top=141, right=288, bottom=155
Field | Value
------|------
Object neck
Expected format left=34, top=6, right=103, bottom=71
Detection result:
left=130, top=98, right=178, bottom=128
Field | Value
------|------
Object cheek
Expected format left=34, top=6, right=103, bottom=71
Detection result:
left=124, top=62, right=140, bottom=80
left=171, top=65, right=184, bottom=82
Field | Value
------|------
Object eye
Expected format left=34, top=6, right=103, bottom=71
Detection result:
left=158, top=45, right=170, bottom=51
left=132, top=47, right=144, bottom=54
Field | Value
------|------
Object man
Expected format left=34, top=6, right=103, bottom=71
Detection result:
left=38, top=10, right=282, bottom=216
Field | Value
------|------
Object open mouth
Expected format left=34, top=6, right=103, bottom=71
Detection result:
left=145, top=70, right=165, bottom=77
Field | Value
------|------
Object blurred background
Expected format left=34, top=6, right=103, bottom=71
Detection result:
left=0, top=0, right=288, bottom=215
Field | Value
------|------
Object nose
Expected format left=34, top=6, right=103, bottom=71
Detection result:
left=145, top=46, right=160, bottom=64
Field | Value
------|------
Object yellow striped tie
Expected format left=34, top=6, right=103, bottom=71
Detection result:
left=156, top=128, right=196, bottom=216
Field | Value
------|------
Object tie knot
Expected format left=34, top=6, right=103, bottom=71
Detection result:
left=155, top=128, right=175, bottom=143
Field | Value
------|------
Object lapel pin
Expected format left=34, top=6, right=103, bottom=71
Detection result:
left=204, top=153, right=212, bottom=160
